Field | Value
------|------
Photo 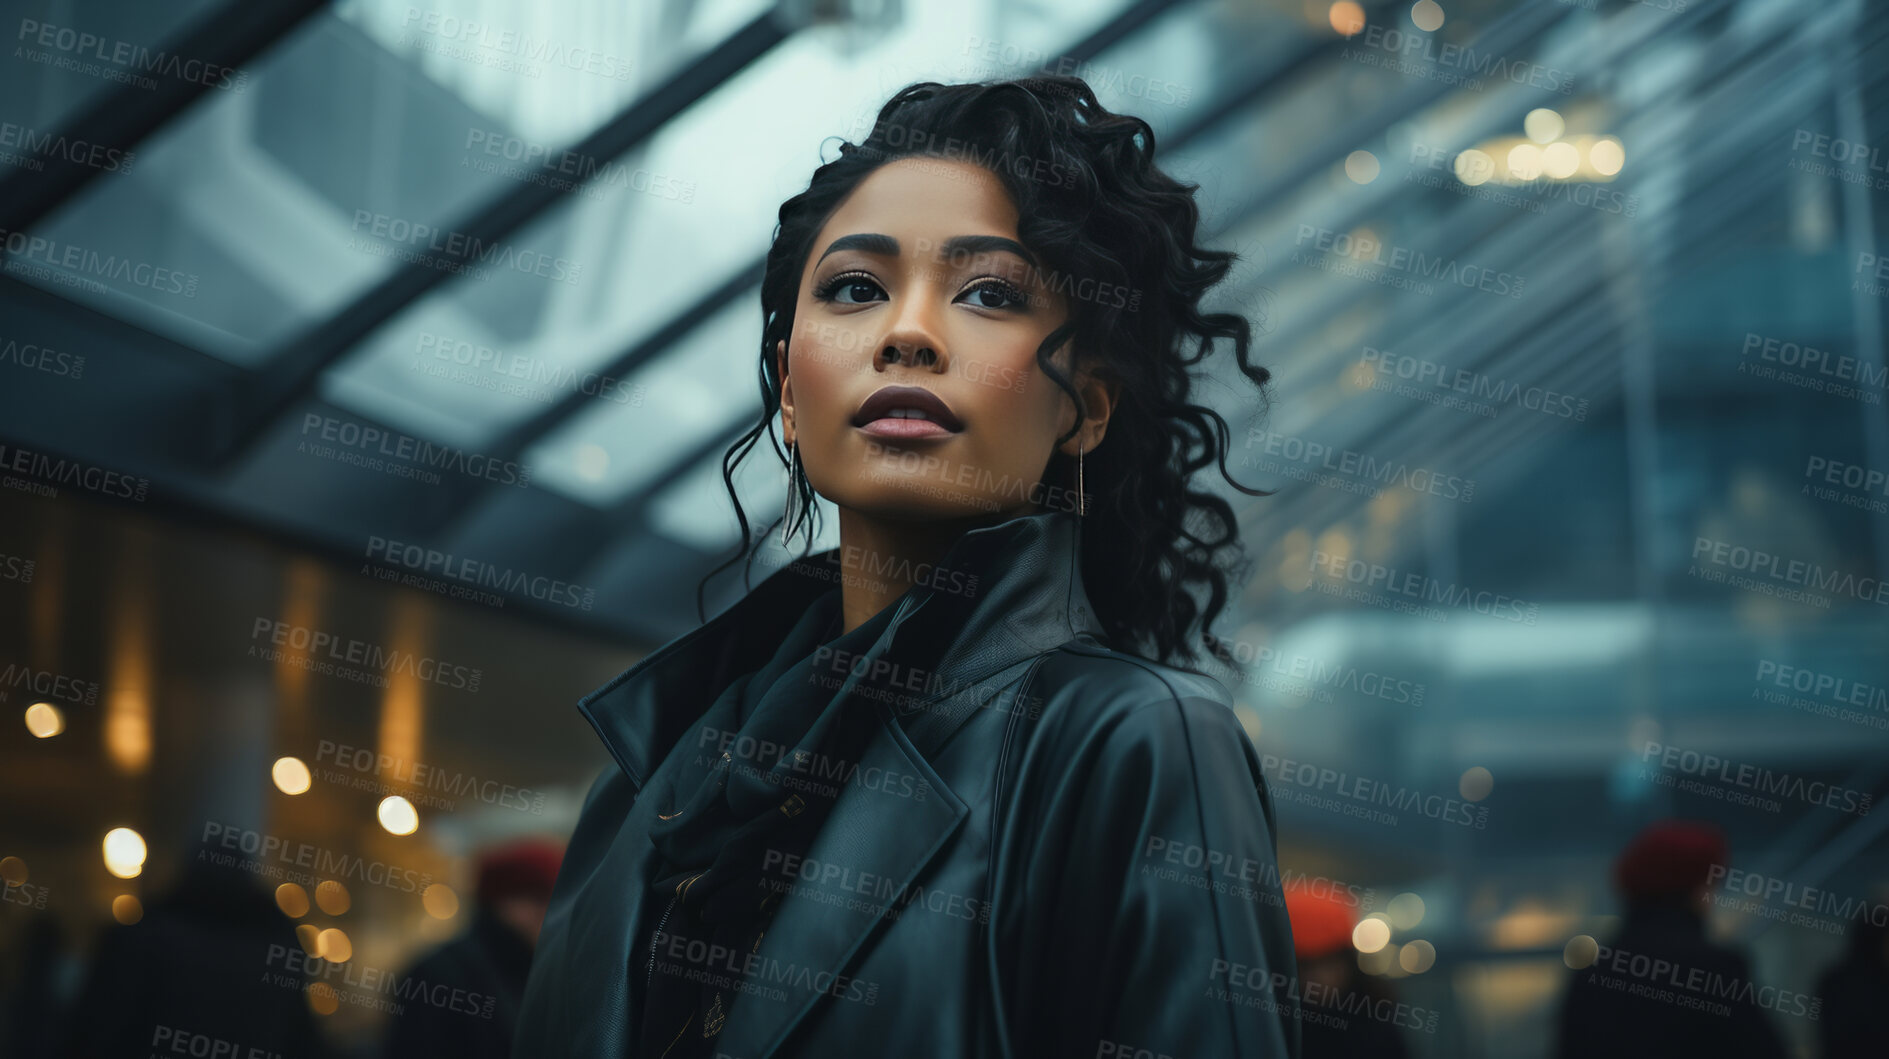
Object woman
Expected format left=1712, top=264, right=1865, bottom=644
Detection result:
left=513, top=76, right=1299, bottom=1058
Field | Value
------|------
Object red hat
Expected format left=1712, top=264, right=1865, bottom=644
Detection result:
left=1283, top=879, right=1357, bottom=960
left=1613, top=820, right=1728, bottom=902
left=475, top=838, right=564, bottom=905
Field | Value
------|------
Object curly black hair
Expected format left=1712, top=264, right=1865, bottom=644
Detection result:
left=704, top=75, right=1271, bottom=668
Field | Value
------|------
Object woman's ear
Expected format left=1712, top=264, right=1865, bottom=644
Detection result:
left=1059, top=368, right=1120, bottom=456
left=776, top=339, right=795, bottom=446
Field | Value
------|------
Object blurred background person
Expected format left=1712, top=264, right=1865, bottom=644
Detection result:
left=1554, top=820, right=1785, bottom=1059
left=57, top=849, right=329, bottom=1059
left=1286, top=879, right=1412, bottom=1059
left=378, top=838, right=562, bottom=1059
left=1815, top=903, right=1889, bottom=1059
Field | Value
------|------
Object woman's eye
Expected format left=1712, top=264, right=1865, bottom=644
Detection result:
left=819, top=274, right=885, bottom=305
left=961, top=281, right=1027, bottom=310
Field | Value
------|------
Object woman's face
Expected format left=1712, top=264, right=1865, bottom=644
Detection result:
left=778, top=156, right=1114, bottom=525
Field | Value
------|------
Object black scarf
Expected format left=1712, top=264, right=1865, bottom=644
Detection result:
left=636, top=578, right=902, bottom=1058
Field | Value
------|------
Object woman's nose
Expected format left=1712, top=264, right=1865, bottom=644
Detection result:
left=874, top=295, right=950, bottom=373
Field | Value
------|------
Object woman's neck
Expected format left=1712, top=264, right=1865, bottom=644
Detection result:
left=832, top=506, right=996, bottom=634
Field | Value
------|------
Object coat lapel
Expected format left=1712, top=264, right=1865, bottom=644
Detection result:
left=571, top=510, right=1102, bottom=1056
left=715, top=636, right=972, bottom=1058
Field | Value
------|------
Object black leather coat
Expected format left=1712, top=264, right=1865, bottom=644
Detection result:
left=513, top=510, right=1301, bottom=1058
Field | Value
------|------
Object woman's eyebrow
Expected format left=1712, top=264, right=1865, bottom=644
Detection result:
left=939, top=234, right=1037, bottom=266
left=816, top=233, right=899, bottom=264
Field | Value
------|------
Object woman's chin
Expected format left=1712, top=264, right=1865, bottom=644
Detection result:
left=836, top=483, right=1021, bottom=525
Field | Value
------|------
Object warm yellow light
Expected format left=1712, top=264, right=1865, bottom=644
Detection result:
left=102, top=827, right=147, bottom=879
left=1400, top=939, right=1437, bottom=973
left=307, top=982, right=339, bottom=1015
left=315, top=927, right=352, bottom=963
left=0, top=856, right=25, bottom=885
left=272, top=756, right=312, bottom=795
left=1388, top=892, right=1426, bottom=929
left=1344, top=150, right=1381, bottom=184
left=24, top=702, right=64, bottom=738
left=315, top=879, right=351, bottom=915
left=1329, top=1, right=1366, bottom=36
left=1506, top=143, right=1543, bottom=181
left=1410, top=0, right=1445, bottom=32
left=1589, top=137, right=1625, bottom=176
left=1460, top=766, right=1494, bottom=801
left=276, top=883, right=310, bottom=918
left=295, top=923, right=321, bottom=956
left=1353, top=916, right=1392, bottom=953
left=1454, top=149, right=1495, bottom=187
left=378, top=796, right=419, bottom=835
left=1491, top=901, right=1578, bottom=949
left=1543, top=142, right=1581, bottom=179
left=1564, top=934, right=1599, bottom=969
left=423, top=883, right=461, bottom=920
left=1524, top=108, right=1565, bottom=144
left=111, top=894, right=143, bottom=924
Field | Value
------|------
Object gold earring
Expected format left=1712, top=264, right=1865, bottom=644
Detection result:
left=1077, top=441, right=1086, bottom=517
left=781, top=441, right=801, bottom=547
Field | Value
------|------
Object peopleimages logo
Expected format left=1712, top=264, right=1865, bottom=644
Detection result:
left=1198, top=632, right=1426, bottom=707
left=1705, top=864, right=1889, bottom=935
left=248, top=618, right=484, bottom=692
left=1244, top=428, right=1476, bottom=503
left=1208, top=960, right=1441, bottom=1033
left=348, top=210, right=582, bottom=284
left=399, top=8, right=635, bottom=80
left=0, top=121, right=134, bottom=173
left=1259, top=754, right=1489, bottom=829
left=1143, top=836, right=1378, bottom=911
left=315, top=740, right=545, bottom=815
left=14, top=19, right=249, bottom=91
left=1690, top=536, right=1889, bottom=607
left=1581, top=943, right=1820, bottom=1021
left=200, top=822, right=432, bottom=893
left=1309, top=550, right=1538, bottom=625
left=0, top=662, right=101, bottom=706
left=462, top=128, right=694, bottom=203
left=1640, top=741, right=1872, bottom=815
left=363, top=536, right=595, bottom=610
left=265, top=944, right=497, bottom=1019
left=0, top=336, right=85, bottom=380
left=1360, top=346, right=1589, bottom=421
left=1343, top=24, right=1574, bottom=95
left=299, top=413, right=531, bottom=488
left=1292, top=225, right=1525, bottom=299
left=0, top=228, right=198, bottom=297
left=0, top=443, right=149, bottom=501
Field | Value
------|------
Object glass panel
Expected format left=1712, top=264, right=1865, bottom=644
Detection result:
left=5, top=0, right=768, bottom=364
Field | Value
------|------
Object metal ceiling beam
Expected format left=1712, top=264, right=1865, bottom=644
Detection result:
left=211, top=7, right=800, bottom=467
left=0, top=0, right=330, bottom=234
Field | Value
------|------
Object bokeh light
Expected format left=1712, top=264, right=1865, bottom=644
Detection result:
left=378, top=795, right=419, bottom=835
left=1353, top=915, right=1392, bottom=953
left=272, top=756, right=312, bottom=795
left=102, top=827, right=146, bottom=879
left=23, top=702, right=64, bottom=738
left=1329, top=2, right=1366, bottom=36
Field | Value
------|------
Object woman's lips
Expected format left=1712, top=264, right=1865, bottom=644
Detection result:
left=851, top=384, right=963, bottom=440
left=857, top=416, right=957, bottom=440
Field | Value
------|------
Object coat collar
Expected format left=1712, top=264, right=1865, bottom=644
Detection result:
left=575, top=508, right=1102, bottom=795
left=571, top=509, right=1100, bottom=1058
